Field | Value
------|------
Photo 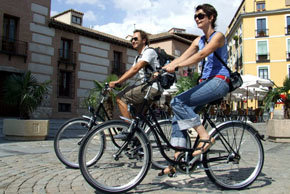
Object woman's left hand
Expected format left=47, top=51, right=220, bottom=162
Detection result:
left=162, top=63, right=177, bottom=73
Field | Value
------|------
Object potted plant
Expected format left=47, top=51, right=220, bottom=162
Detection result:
left=2, top=71, right=51, bottom=140
left=264, top=76, right=290, bottom=142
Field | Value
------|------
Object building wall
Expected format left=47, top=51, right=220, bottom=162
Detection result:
left=242, top=10, right=290, bottom=86
left=226, top=0, right=290, bottom=111
left=0, top=1, right=193, bottom=119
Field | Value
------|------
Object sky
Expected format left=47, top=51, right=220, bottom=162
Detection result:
left=51, top=0, right=243, bottom=39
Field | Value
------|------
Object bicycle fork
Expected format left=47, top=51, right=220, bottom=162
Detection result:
left=112, top=120, right=137, bottom=161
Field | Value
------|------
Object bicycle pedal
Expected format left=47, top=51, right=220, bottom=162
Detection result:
left=168, top=172, right=177, bottom=178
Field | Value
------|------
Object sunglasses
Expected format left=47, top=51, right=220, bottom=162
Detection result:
left=194, top=13, right=206, bottom=20
left=131, top=37, right=138, bottom=42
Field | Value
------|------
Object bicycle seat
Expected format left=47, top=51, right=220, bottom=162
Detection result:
left=209, top=98, right=223, bottom=105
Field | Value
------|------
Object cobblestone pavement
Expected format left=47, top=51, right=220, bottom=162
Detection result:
left=0, top=122, right=290, bottom=194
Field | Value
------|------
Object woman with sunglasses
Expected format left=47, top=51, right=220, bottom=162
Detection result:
left=160, top=4, right=230, bottom=176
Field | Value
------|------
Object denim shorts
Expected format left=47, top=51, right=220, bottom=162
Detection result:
left=170, top=77, right=229, bottom=147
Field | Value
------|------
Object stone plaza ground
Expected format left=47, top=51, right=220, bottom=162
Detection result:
left=0, top=120, right=290, bottom=194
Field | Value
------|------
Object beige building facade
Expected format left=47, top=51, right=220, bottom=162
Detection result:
left=226, top=0, right=290, bottom=112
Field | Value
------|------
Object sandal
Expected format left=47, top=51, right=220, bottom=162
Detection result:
left=189, top=137, right=215, bottom=164
left=158, top=165, right=176, bottom=177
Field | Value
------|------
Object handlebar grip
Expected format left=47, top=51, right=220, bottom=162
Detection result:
left=115, top=83, right=122, bottom=88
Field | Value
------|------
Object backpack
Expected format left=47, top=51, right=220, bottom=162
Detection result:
left=145, top=47, right=176, bottom=89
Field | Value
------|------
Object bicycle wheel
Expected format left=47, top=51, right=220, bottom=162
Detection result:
left=203, top=121, right=264, bottom=189
left=54, top=118, right=105, bottom=169
left=79, top=120, right=151, bottom=193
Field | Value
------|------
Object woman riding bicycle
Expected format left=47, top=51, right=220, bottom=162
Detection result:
left=161, top=3, right=230, bottom=176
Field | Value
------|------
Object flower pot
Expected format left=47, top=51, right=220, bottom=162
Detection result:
left=266, top=119, right=290, bottom=142
left=3, top=119, right=49, bottom=140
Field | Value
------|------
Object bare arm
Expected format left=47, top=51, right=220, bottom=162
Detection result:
left=109, top=60, right=148, bottom=88
left=167, top=37, right=200, bottom=68
left=163, top=32, right=225, bottom=72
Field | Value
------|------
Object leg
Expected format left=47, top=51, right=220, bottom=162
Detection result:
left=116, top=97, right=131, bottom=119
left=192, top=124, right=215, bottom=157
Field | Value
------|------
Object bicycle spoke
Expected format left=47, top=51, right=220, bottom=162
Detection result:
left=204, top=122, right=264, bottom=189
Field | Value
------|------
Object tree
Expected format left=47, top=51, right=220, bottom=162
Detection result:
left=3, top=71, right=51, bottom=119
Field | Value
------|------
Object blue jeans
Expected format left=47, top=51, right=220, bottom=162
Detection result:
left=170, top=77, right=229, bottom=148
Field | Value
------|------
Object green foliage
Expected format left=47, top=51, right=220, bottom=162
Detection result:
left=264, top=76, right=290, bottom=119
left=175, top=72, right=199, bottom=96
left=3, top=71, right=51, bottom=119
left=84, top=74, right=127, bottom=109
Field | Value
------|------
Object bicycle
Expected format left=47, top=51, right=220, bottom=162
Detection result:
left=78, top=71, right=264, bottom=193
left=54, top=83, right=118, bottom=169
left=54, top=83, right=172, bottom=169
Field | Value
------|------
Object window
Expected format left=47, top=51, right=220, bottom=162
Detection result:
left=287, top=39, right=290, bottom=60
left=3, top=14, right=18, bottom=40
left=111, top=51, right=124, bottom=76
left=286, top=16, right=290, bottom=35
left=256, top=18, right=267, bottom=37
left=257, top=40, right=269, bottom=62
left=58, top=103, right=71, bottom=112
left=288, top=65, right=290, bottom=78
left=58, top=70, right=73, bottom=98
left=2, top=14, right=18, bottom=52
left=174, top=49, right=181, bottom=56
left=258, top=67, right=269, bottom=79
left=60, top=39, right=71, bottom=59
left=59, top=38, right=75, bottom=65
left=256, top=1, right=265, bottom=11
left=72, top=15, right=81, bottom=25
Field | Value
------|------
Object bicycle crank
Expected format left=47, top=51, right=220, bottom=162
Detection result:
left=176, top=152, right=197, bottom=174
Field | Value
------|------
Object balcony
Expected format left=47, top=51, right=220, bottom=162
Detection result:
left=256, top=53, right=270, bottom=62
left=111, top=61, right=126, bottom=76
left=0, top=36, right=28, bottom=62
left=286, top=52, right=290, bottom=61
left=255, top=29, right=268, bottom=37
left=58, top=49, right=76, bottom=68
left=285, top=26, right=290, bottom=35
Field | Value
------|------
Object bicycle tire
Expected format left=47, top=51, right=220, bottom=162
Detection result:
left=203, top=121, right=264, bottom=189
left=79, top=120, right=151, bottom=193
left=54, top=117, right=105, bottom=169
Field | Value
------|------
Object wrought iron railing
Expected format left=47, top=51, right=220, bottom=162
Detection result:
left=286, top=51, right=290, bottom=61
left=285, top=26, right=290, bottom=35
left=256, top=53, right=270, bottom=62
left=0, top=36, right=28, bottom=60
left=58, top=49, right=76, bottom=66
left=255, top=29, right=268, bottom=37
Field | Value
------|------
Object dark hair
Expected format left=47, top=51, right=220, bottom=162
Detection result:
left=196, top=4, right=218, bottom=29
left=133, top=29, right=149, bottom=45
